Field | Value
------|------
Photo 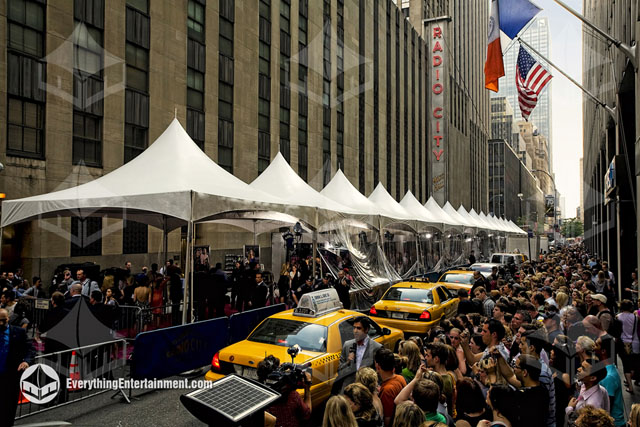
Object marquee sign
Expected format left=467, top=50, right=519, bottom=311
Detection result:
left=425, top=17, right=450, bottom=205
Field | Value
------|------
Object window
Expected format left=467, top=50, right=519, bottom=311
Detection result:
left=73, top=112, right=102, bottom=166
left=123, top=220, right=148, bottom=254
left=358, top=0, right=365, bottom=192
left=258, top=0, right=270, bottom=174
left=322, top=0, right=331, bottom=185
left=7, top=98, right=43, bottom=156
left=7, top=0, right=46, bottom=158
left=70, top=216, right=102, bottom=257
left=187, top=0, right=205, bottom=41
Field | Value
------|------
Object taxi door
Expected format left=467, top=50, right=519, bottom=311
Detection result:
left=435, top=286, right=456, bottom=319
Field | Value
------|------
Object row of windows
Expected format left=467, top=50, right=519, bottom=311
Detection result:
left=298, top=0, right=308, bottom=181
left=186, top=0, right=205, bottom=151
left=219, top=0, right=234, bottom=173
left=70, top=217, right=148, bottom=256
left=336, top=0, right=344, bottom=173
left=322, top=0, right=331, bottom=186
left=124, top=1, right=150, bottom=164
left=257, top=0, right=271, bottom=175
left=72, top=0, right=104, bottom=167
left=386, top=1, right=392, bottom=192
left=279, top=0, right=291, bottom=163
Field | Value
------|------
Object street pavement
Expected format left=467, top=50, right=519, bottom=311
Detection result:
left=15, top=359, right=640, bottom=426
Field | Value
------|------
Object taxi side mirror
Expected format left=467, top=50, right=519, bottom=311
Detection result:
left=382, top=327, right=391, bottom=336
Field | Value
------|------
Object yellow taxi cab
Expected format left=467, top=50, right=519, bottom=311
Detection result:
left=204, top=288, right=403, bottom=406
left=435, top=269, right=475, bottom=293
left=368, top=281, right=459, bottom=335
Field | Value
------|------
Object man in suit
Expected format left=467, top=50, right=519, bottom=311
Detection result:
left=335, top=316, right=382, bottom=391
left=64, top=283, right=89, bottom=310
left=0, top=308, right=34, bottom=426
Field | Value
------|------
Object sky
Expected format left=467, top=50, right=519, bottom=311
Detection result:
left=502, top=0, right=584, bottom=219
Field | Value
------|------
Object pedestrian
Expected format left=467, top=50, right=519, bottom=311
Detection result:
left=323, top=395, right=357, bottom=427
left=0, top=308, right=34, bottom=426
left=617, top=299, right=639, bottom=394
left=343, top=383, right=383, bottom=427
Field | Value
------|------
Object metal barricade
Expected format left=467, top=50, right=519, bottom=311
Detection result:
left=113, top=305, right=142, bottom=339
left=19, top=297, right=50, bottom=337
left=15, top=339, right=129, bottom=420
left=136, top=303, right=183, bottom=333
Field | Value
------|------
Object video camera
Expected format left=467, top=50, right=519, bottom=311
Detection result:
left=265, top=345, right=313, bottom=391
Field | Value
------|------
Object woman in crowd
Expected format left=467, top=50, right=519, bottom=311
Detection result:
left=277, top=263, right=291, bottom=305
left=448, top=328, right=467, bottom=378
left=575, top=336, right=596, bottom=363
left=323, top=395, right=357, bottom=427
left=355, top=367, right=384, bottom=418
left=617, top=299, right=639, bottom=393
left=392, top=401, right=425, bottom=427
left=398, top=340, right=422, bottom=383
left=629, top=403, right=640, bottom=427
left=343, top=383, right=382, bottom=427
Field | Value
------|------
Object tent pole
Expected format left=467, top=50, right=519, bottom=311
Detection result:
left=0, top=226, right=3, bottom=268
left=182, top=191, right=195, bottom=324
left=162, top=215, right=168, bottom=269
left=312, top=228, right=317, bottom=279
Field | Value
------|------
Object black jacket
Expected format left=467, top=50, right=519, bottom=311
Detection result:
left=3, top=326, right=34, bottom=375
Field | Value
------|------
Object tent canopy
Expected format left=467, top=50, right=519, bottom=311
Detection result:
left=399, top=191, right=446, bottom=230
left=442, top=202, right=475, bottom=230
left=2, top=119, right=285, bottom=229
left=424, top=197, right=460, bottom=230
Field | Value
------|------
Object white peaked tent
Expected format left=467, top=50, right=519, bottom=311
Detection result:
left=480, top=212, right=501, bottom=232
left=399, top=191, right=448, bottom=230
left=485, top=212, right=510, bottom=233
left=1, top=119, right=285, bottom=230
left=249, top=152, right=354, bottom=229
left=424, top=197, right=460, bottom=230
left=367, top=183, right=415, bottom=228
left=491, top=214, right=512, bottom=233
left=442, top=202, right=476, bottom=231
left=457, top=206, right=483, bottom=229
left=469, top=209, right=493, bottom=231
left=320, top=169, right=381, bottom=228
left=508, top=219, right=527, bottom=234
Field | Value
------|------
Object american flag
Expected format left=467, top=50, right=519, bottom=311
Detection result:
left=516, top=45, right=552, bottom=121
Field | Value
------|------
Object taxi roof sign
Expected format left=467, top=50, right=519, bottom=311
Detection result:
left=293, top=288, right=343, bottom=317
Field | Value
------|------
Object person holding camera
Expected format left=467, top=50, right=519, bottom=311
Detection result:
left=257, top=354, right=312, bottom=427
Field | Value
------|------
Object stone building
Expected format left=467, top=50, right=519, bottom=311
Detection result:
left=0, top=0, right=490, bottom=279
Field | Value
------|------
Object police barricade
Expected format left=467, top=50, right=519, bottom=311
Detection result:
left=137, top=303, right=183, bottom=333
left=113, top=305, right=142, bottom=339
left=15, top=339, right=128, bottom=420
left=227, top=304, right=286, bottom=345
left=130, top=317, right=229, bottom=380
left=19, top=297, right=50, bottom=338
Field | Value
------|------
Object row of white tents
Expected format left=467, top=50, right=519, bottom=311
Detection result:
left=0, top=118, right=525, bottom=318
left=1, top=118, right=526, bottom=236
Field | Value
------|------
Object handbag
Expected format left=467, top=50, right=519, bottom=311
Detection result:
left=624, top=315, right=637, bottom=355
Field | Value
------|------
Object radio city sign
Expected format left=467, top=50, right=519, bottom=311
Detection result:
left=425, top=17, right=450, bottom=205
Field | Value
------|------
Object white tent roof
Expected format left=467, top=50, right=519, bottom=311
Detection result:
left=321, top=169, right=379, bottom=217
left=508, top=219, right=527, bottom=234
left=442, top=202, right=475, bottom=229
left=1, top=119, right=285, bottom=229
left=456, top=206, right=483, bottom=228
left=468, top=209, right=493, bottom=231
left=399, top=191, right=446, bottom=227
left=367, top=183, right=414, bottom=221
left=250, top=153, right=355, bottom=227
left=484, top=213, right=504, bottom=232
left=424, top=197, right=459, bottom=228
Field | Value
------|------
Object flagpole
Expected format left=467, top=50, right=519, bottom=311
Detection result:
left=516, top=37, right=617, bottom=124
left=551, top=0, right=637, bottom=70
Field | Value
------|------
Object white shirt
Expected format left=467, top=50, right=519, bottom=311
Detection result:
left=355, top=336, right=369, bottom=370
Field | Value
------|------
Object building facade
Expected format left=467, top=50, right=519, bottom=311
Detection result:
left=582, top=0, right=638, bottom=298
left=493, top=16, right=552, bottom=172
left=490, top=97, right=519, bottom=151
left=488, top=139, right=544, bottom=231
left=0, top=0, right=490, bottom=279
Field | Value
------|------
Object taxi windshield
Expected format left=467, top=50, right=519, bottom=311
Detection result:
left=439, top=273, right=473, bottom=284
left=248, top=318, right=328, bottom=353
left=383, top=287, right=433, bottom=304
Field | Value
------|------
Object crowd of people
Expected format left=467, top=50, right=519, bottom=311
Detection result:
left=257, top=244, right=640, bottom=427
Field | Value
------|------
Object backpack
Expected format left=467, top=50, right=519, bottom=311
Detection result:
left=598, top=309, right=622, bottom=338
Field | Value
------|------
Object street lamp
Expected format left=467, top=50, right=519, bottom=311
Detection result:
left=531, top=169, right=558, bottom=241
